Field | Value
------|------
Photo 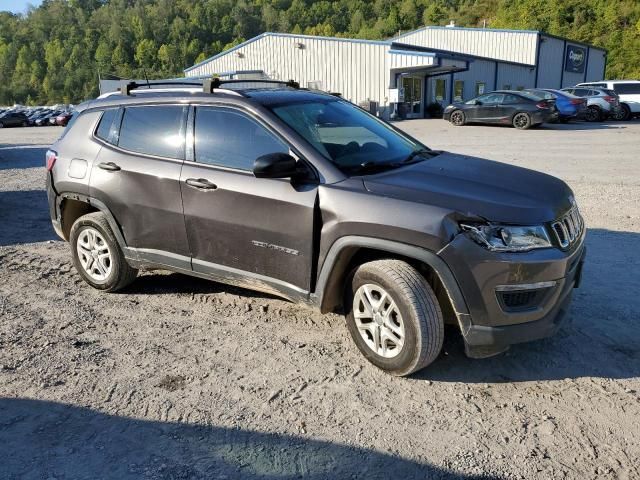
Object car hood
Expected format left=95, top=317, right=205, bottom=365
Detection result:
left=361, top=152, right=574, bottom=224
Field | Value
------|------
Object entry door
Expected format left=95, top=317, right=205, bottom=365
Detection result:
left=180, top=106, right=318, bottom=292
left=402, top=76, right=423, bottom=118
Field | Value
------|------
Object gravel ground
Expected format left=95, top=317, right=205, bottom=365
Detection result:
left=1, top=121, right=639, bottom=480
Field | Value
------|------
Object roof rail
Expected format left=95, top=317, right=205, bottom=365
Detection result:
left=202, top=78, right=300, bottom=93
left=119, top=80, right=202, bottom=96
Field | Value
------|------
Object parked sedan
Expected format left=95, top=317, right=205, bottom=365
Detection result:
left=443, top=91, right=558, bottom=129
left=0, top=111, right=29, bottom=128
left=55, top=112, right=74, bottom=126
left=525, top=89, right=587, bottom=122
left=35, top=111, right=61, bottom=126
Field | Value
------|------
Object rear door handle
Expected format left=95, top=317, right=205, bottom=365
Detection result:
left=98, top=162, right=121, bottom=171
left=186, top=178, right=217, bottom=190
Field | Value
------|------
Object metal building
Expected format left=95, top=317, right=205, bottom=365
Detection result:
left=184, top=26, right=607, bottom=120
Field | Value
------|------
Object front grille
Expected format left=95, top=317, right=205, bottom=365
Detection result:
left=551, top=207, right=584, bottom=249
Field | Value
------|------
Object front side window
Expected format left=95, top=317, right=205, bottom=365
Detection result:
left=270, top=99, right=427, bottom=173
left=118, top=105, right=186, bottom=159
left=195, top=107, right=288, bottom=170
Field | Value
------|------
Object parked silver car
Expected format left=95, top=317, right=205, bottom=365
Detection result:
left=562, top=86, right=621, bottom=122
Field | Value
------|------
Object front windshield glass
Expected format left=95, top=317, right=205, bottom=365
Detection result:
left=270, top=99, right=429, bottom=173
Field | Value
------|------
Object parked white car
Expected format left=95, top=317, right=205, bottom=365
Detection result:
left=577, top=80, right=640, bottom=121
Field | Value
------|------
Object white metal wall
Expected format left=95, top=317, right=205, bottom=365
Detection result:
left=395, top=27, right=538, bottom=65
left=186, top=34, right=391, bottom=107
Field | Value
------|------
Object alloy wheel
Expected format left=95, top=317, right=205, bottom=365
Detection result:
left=76, top=227, right=112, bottom=282
left=451, top=111, right=464, bottom=126
left=513, top=113, right=530, bottom=129
left=353, top=283, right=405, bottom=358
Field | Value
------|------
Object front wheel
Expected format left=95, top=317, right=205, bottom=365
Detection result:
left=512, top=112, right=531, bottom=130
left=585, top=106, right=602, bottom=122
left=70, top=212, right=138, bottom=292
left=345, top=260, right=444, bottom=376
left=450, top=110, right=466, bottom=126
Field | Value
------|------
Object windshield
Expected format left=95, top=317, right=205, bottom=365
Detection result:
left=270, top=99, right=430, bottom=173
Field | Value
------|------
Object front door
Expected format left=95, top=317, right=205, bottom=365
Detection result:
left=402, top=76, right=423, bottom=119
left=180, top=105, right=317, bottom=294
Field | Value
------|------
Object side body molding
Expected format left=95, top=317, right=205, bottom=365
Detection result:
left=313, top=236, right=471, bottom=323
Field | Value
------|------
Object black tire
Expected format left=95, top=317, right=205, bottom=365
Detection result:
left=21, top=121, right=28, bottom=127
left=0, top=122, right=4, bottom=128
left=450, top=109, right=466, bottom=126
left=613, top=104, right=631, bottom=121
left=69, top=212, right=137, bottom=292
left=345, top=260, right=444, bottom=376
left=585, top=105, right=602, bottom=122
left=512, top=112, right=531, bottom=130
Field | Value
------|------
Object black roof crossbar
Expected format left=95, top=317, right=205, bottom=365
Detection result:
left=202, top=78, right=300, bottom=93
left=119, top=80, right=202, bottom=95
left=118, top=78, right=300, bottom=96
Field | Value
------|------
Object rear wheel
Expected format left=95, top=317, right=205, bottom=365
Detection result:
left=450, top=110, right=466, bottom=126
left=585, top=105, right=602, bottom=122
left=0, top=122, right=4, bottom=128
left=70, top=212, right=138, bottom=292
left=512, top=112, right=531, bottom=130
left=613, top=104, right=631, bottom=121
left=345, top=260, right=444, bottom=376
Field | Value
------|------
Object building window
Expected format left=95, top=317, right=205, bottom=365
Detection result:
left=454, top=80, right=464, bottom=101
left=475, top=82, right=486, bottom=96
left=435, top=79, right=446, bottom=102
left=503, top=84, right=512, bottom=90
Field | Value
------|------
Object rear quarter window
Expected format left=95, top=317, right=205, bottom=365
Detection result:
left=95, top=109, right=118, bottom=143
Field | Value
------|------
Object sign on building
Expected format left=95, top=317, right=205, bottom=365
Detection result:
left=565, top=44, right=586, bottom=74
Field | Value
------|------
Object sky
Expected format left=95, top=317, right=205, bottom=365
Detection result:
left=1, top=0, right=43, bottom=14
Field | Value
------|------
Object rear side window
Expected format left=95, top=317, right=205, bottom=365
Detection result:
left=95, top=109, right=118, bottom=143
left=194, top=107, right=288, bottom=171
left=118, top=105, right=187, bottom=159
left=572, top=88, right=589, bottom=96
left=613, top=83, right=640, bottom=94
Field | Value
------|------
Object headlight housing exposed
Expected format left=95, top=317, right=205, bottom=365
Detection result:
left=460, top=223, right=552, bottom=252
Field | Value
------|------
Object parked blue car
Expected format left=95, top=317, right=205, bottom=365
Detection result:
left=526, top=89, right=587, bottom=122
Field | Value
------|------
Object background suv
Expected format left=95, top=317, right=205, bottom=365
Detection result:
left=562, top=86, right=620, bottom=121
left=46, top=80, right=586, bottom=376
left=577, top=80, right=640, bottom=121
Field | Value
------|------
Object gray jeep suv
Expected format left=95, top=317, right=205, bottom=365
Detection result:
left=46, top=79, right=586, bottom=376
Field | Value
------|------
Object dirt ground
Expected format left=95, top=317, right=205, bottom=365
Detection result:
left=1, top=120, right=639, bottom=480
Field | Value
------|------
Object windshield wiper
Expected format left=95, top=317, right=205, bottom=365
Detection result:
left=400, top=148, right=440, bottom=165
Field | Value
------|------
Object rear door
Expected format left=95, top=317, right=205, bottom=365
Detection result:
left=180, top=105, right=317, bottom=293
left=90, top=105, right=191, bottom=264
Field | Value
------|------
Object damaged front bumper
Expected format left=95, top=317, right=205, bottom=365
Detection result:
left=438, top=231, right=586, bottom=356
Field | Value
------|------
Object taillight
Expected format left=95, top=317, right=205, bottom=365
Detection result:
left=570, top=99, right=584, bottom=105
left=45, top=149, right=57, bottom=171
left=604, top=96, right=617, bottom=104
left=536, top=101, right=549, bottom=109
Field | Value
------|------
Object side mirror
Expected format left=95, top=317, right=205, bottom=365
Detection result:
left=253, top=152, right=298, bottom=179
left=474, top=100, right=482, bottom=105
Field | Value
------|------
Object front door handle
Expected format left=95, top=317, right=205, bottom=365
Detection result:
left=186, top=178, right=217, bottom=190
left=98, top=161, right=121, bottom=171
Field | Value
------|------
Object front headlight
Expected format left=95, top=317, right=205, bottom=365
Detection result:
left=460, top=223, right=552, bottom=252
